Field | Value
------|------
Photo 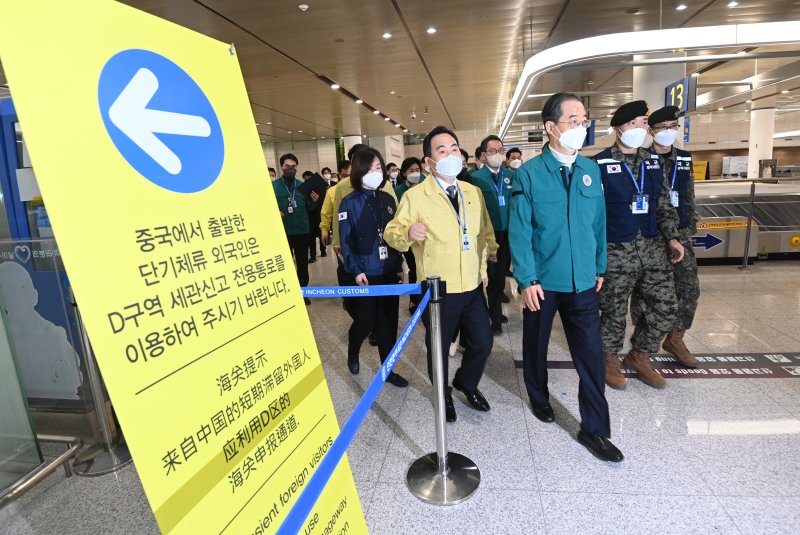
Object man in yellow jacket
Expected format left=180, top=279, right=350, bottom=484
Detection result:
left=385, top=126, right=495, bottom=423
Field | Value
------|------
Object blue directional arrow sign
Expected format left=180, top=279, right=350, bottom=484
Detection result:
left=98, top=49, right=224, bottom=193
left=693, top=232, right=723, bottom=250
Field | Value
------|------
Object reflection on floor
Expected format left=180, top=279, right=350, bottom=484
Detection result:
left=2, top=259, right=799, bottom=534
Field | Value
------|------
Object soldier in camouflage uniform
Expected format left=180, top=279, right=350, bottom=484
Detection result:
left=593, top=101, right=684, bottom=390
left=630, top=106, right=701, bottom=367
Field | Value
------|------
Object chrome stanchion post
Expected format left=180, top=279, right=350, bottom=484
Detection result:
left=407, top=276, right=480, bottom=505
left=739, top=181, right=757, bottom=270
left=69, top=289, right=132, bottom=476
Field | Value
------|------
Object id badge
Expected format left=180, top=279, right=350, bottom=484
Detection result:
left=291, top=199, right=297, bottom=208
left=287, top=205, right=294, bottom=214
left=378, top=246, right=388, bottom=260
left=462, top=233, right=472, bottom=251
left=669, top=189, right=680, bottom=207
left=631, top=194, right=649, bottom=214
left=498, top=195, right=506, bottom=207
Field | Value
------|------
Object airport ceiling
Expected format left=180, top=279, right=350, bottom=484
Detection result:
left=1, top=1, right=800, bottom=144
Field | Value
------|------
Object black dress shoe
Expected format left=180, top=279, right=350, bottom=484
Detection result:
left=368, top=333, right=378, bottom=346
left=501, top=292, right=511, bottom=303
left=577, top=430, right=624, bottom=463
left=500, top=314, right=509, bottom=324
left=491, top=323, right=503, bottom=337
left=445, top=392, right=456, bottom=422
left=347, top=359, right=359, bottom=375
left=452, top=380, right=490, bottom=412
left=386, top=372, right=409, bottom=388
left=320, top=250, right=327, bottom=257
left=530, top=403, right=555, bottom=423
left=308, top=257, right=316, bottom=264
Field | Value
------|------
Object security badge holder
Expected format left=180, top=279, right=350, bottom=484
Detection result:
left=631, top=194, right=649, bottom=214
left=462, top=233, right=471, bottom=251
left=498, top=195, right=506, bottom=207
left=669, top=189, right=680, bottom=207
left=379, top=246, right=389, bottom=260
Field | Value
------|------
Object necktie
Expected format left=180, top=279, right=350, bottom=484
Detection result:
left=446, top=185, right=459, bottom=213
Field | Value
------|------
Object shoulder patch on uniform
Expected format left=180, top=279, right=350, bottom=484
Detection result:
left=338, top=212, right=347, bottom=221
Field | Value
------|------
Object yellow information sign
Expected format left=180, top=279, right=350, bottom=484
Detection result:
left=697, top=220, right=751, bottom=230
left=693, top=161, right=709, bottom=181
left=0, top=1, right=365, bottom=533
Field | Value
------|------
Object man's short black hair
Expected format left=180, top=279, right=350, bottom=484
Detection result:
left=321, top=167, right=332, bottom=174
left=541, top=93, right=582, bottom=125
left=423, top=126, right=459, bottom=158
left=302, top=171, right=313, bottom=179
left=337, top=159, right=351, bottom=173
left=347, top=143, right=370, bottom=160
left=460, top=148, right=470, bottom=162
left=479, top=135, right=503, bottom=155
left=474, top=146, right=482, bottom=159
left=386, top=162, right=398, bottom=170
left=506, top=147, right=522, bottom=159
left=268, top=167, right=276, bottom=174
left=279, top=153, right=298, bottom=166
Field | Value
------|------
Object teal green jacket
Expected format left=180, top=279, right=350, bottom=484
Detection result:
left=273, top=177, right=316, bottom=236
left=509, top=144, right=607, bottom=293
left=471, top=165, right=513, bottom=232
left=394, top=182, right=410, bottom=200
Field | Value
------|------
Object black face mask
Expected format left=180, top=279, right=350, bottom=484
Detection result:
left=283, top=168, right=297, bottom=180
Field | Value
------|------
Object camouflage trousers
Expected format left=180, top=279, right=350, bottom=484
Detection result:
left=631, top=228, right=700, bottom=332
left=600, top=234, right=678, bottom=354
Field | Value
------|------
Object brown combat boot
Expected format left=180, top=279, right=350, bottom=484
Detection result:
left=662, top=328, right=698, bottom=368
left=624, top=348, right=667, bottom=389
left=605, top=353, right=628, bottom=390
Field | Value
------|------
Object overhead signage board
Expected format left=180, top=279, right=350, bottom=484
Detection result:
left=0, top=1, right=365, bottom=533
left=665, top=76, right=698, bottom=114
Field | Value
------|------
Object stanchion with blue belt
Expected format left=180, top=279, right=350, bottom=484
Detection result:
left=279, top=276, right=480, bottom=534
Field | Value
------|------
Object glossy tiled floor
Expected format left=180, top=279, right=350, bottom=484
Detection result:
left=2, top=258, right=799, bottom=534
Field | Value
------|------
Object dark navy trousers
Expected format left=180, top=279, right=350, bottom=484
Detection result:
left=522, top=288, right=610, bottom=437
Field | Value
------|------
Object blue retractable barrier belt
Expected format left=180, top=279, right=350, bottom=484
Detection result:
left=276, top=288, right=432, bottom=534
left=302, top=283, right=422, bottom=298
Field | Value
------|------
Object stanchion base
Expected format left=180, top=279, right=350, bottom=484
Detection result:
left=406, top=452, right=480, bottom=505
left=73, top=440, right=132, bottom=477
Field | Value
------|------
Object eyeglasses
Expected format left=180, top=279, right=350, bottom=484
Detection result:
left=484, top=148, right=505, bottom=155
left=653, top=124, right=680, bottom=131
left=557, top=119, right=590, bottom=129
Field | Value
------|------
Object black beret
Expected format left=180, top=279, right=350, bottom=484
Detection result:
left=648, top=105, right=683, bottom=126
left=610, top=100, right=648, bottom=127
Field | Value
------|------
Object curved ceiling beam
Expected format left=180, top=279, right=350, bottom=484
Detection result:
left=498, top=21, right=800, bottom=138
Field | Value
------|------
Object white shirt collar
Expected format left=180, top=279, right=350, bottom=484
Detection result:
left=435, top=175, right=458, bottom=192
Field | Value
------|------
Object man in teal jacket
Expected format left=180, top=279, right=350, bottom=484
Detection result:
left=272, top=153, right=319, bottom=304
left=472, top=135, right=514, bottom=334
left=509, top=93, right=622, bottom=463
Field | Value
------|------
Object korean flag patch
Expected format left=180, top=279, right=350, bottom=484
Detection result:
left=607, top=164, right=621, bottom=173
left=338, top=212, right=347, bottom=221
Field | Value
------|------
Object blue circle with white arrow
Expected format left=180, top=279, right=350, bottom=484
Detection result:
left=98, top=49, right=224, bottom=193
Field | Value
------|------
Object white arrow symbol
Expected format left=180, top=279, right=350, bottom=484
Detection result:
left=108, top=67, right=211, bottom=175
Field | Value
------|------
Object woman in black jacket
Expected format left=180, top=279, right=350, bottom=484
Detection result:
left=338, top=148, right=408, bottom=387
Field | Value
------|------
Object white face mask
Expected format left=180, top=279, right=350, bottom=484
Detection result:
left=554, top=124, right=587, bottom=152
left=389, top=171, right=399, bottom=180
left=323, top=173, right=331, bottom=180
left=619, top=127, right=648, bottom=149
left=487, top=153, right=505, bottom=168
left=509, top=159, right=522, bottom=169
left=431, top=154, right=463, bottom=180
left=653, top=129, right=678, bottom=147
left=406, top=171, right=421, bottom=184
left=362, top=171, right=383, bottom=190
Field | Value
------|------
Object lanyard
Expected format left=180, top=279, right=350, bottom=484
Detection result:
left=435, top=179, right=468, bottom=233
left=670, top=152, right=678, bottom=190
left=491, top=168, right=504, bottom=195
left=623, top=161, right=645, bottom=194
left=283, top=179, right=296, bottom=203
left=362, top=191, right=385, bottom=242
